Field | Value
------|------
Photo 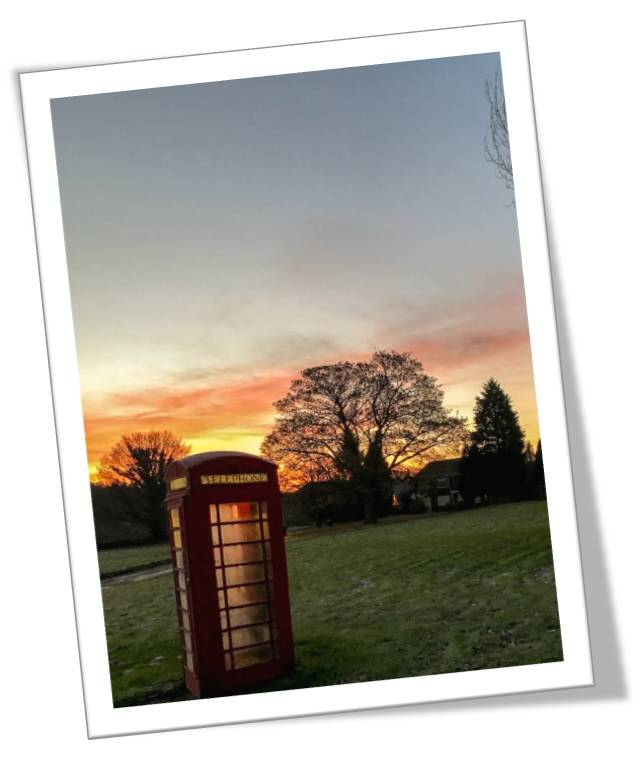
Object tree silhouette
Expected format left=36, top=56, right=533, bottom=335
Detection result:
left=534, top=439, right=546, bottom=498
left=360, top=433, right=393, bottom=524
left=461, top=378, right=527, bottom=503
left=484, top=68, right=514, bottom=199
left=262, top=350, right=467, bottom=521
left=97, top=430, right=190, bottom=541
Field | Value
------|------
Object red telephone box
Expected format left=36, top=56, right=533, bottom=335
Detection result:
left=165, top=451, right=295, bottom=698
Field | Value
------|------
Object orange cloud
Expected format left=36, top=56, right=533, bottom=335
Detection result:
left=83, top=323, right=540, bottom=474
left=84, top=371, right=295, bottom=467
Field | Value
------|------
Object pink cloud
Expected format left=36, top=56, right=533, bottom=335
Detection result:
left=84, top=321, right=538, bottom=467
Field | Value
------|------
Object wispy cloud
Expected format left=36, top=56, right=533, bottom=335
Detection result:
left=84, top=306, right=539, bottom=468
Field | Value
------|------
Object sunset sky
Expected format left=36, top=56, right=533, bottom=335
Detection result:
left=51, top=52, right=540, bottom=479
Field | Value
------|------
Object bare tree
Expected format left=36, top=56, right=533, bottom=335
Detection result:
left=97, top=430, right=190, bottom=540
left=484, top=68, right=514, bottom=196
left=262, top=351, right=467, bottom=521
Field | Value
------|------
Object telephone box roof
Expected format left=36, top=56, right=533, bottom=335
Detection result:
left=175, top=451, right=277, bottom=469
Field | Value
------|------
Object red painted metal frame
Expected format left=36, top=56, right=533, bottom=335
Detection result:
left=165, top=452, right=295, bottom=698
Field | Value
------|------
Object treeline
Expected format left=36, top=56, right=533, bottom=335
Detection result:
left=282, top=376, right=546, bottom=528
left=262, top=351, right=467, bottom=524
left=92, top=431, right=190, bottom=548
left=90, top=353, right=547, bottom=545
left=91, top=483, right=157, bottom=548
left=460, top=378, right=545, bottom=505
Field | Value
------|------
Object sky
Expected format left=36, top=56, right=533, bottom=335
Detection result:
left=50, top=52, right=540, bottom=478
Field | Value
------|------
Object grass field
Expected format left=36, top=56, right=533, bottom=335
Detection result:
left=98, top=543, right=170, bottom=578
left=101, top=500, right=562, bottom=707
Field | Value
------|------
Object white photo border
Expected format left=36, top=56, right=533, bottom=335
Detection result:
left=20, top=21, right=593, bottom=739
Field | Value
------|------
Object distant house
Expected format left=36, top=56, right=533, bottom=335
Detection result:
left=416, top=458, right=463, bottom=511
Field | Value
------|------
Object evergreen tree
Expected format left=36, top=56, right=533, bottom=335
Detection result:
left=534, top=439, right=546, bottom=499
left=461, top=378, right=527, bottom=502
left=360, top=434, right=393, bottom=523
left=460, top=443, right=485, bottom=507
left=524, top=441, right=535, bottom=464
left=336, top=428, right=392, bottom=523
left=335, top=426, right=361, bottom=481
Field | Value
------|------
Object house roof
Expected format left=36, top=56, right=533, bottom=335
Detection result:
left=417, top=457, right=462, bottom=479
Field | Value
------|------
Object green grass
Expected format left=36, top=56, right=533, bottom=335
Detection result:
left=98, top=543, right=170, bottom=578
left=101, top=501, right=562, bottom=706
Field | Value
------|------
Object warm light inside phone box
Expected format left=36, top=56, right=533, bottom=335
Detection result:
left=165, top=452, right=295, bottom=698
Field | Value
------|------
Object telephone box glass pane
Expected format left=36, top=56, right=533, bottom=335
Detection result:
left=175, top=551, right=184, bottom=570
left=233, top=644, right=272, bottom=669
left=177, top=572, right=187, bottom=591
left=231, top=624, right=271, bottom=648
left=172, top=529, right=182, bottom=549
left=248, top=502, right=260, bottom=518
left=222, top=543, right=264, bottom=565
left=221, top=521, right=262, bottom=544
left=185, top=652, right=194, bottom=671
left=170, top=508, right=180, bottom=528
left=218, top=502, right=260, bottom=522
left=223, top=563, right=266, bottom=586
left=206, top=499, right=278, bottom=670
left=225, top=583, right=268, bottom=608
left=228, top=604, right=271, bottom=628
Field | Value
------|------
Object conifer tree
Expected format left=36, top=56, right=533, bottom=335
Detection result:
left=534, top=439, right=546, bottom=498
left=461, top=378, right=527, bottom=502
left=360, top=434, right=393, bottom=523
